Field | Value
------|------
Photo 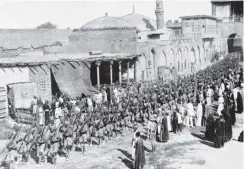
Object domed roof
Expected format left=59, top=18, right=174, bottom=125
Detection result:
left=80, top=16, right=135, bottom=31
left=121, top=13, right=156, bottom=32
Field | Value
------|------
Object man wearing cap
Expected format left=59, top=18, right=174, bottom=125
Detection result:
left=49, top=116, right=61, bottom=164
left=147, top=114, right=157, bottom=152
left=62, top=120, right=73, bottom=159
left=78, top=118, right=88, bottom=155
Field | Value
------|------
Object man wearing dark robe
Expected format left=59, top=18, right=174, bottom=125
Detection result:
left=205, top=113, right=215, bottom=141
left=221, top=109, right=232, bottom=142
left=134, top=132, right=146, bottom=169
left=161, top=113, right=169, bottom=143
left=214, top=115, right=226, bottom=148
left=236, top=91, right=243, bottom=114
left=229, top=101, right=236, bottom=125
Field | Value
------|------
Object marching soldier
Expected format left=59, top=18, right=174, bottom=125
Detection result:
left=78, top=118, right=88, bottom=155
left=62, top=120, right=73, bottom=160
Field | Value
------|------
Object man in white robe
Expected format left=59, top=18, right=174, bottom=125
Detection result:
left=186, top=99, right=194, bottom=127
left=196, top=100, right=203, bottom=127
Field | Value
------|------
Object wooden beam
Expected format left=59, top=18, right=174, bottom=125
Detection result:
left=1, top=68, right=6, bottom=73
left=10, top=67, right=15, bottom=73
left=33, top=66, right=39, bottom=73
left=17, top=67, right=22, bottom=73
left=39, top=65, right=48, bottom=74
left=28, top=67, right=36, bottom=74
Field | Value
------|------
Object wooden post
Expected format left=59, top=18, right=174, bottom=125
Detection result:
left=134, top=57, right=138, bottom=82
left=96, top=61, right=101, bottom=90
left=127, top=61, right=130, bottom=85
left=118, top=61, right=122, bottom=86
left=110, top=61, right=113, bottom=85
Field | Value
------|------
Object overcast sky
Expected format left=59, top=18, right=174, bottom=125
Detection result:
left=0, top=0, right=212, bottom=29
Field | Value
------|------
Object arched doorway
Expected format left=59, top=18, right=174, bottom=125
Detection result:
left=190, top=47, right=196, bottom=64
left=149, top=49, right=156, bottom=80
left=158, top=51, right=167, bottom=66
left=150, top=49, right=157, bottom=77
left=176, top=49, right=183, bottom=72
left=168, top=49, right=175, bottom=69
left=139, top=54, right=146, bottom=81
left=184, top=47, right=188, bottom=71
left=202, top=45, right=206, bottom=64
left=197, top=45, right=201, bottom=64
left=228, top=33, right=242, bottom=53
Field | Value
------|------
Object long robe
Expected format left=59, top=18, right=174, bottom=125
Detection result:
left=172, top=112, right=178, bottom=133
left=229, top=104, right=236, bottom=125
left=214, top=118, right=226, bottom=148
left=223, top=110, right=232, bottom=142
left=161, top=116, right=169, bottom=142
left=166, top=115, right=172, bottom=132
left=196, top=103, right=203, bottom=127
left=236, top=92, right=243, bottom=114
left=205, top=114, right=215, bottom=141
left=134, top=138, right=146, bottom=169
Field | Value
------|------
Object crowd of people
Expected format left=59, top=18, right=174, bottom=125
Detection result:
left=4, top=56, right=243, bottom=169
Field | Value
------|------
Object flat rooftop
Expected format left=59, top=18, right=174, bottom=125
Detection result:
left=180, top=15, right=218, bottom=20
left=211, top=0, right=243, bottom=2
left=0, top=51, right=140, bottom=67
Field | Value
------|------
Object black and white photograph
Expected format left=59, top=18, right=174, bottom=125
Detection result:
left=0, top=0, right=243, bottom=169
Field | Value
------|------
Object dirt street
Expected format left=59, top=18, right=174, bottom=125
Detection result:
left=11, top=114, right=243, bottom=169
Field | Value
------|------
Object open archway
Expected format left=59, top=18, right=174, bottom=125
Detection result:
left=176, top=49, right=183, bottom=72
left=190, top=47, right=196, bottom=64
left=139, top=54, right=146, bottom=81
left=150, top=48, right=157, bottom=79
left=197, top=45, right=201, bottom=64
left=184, top=47, right=189, bottom=71
left=227, top=33, right=242, bottom=53
left=202, top=45, right=206, bottom=63
left=158, top=51, right=167, bottom=66
left=168, top=49, right=175, bottom=68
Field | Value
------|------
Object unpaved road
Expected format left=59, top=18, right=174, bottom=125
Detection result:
left=8, top=114, right=244, bottom=169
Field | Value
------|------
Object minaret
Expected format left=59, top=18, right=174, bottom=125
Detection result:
left=155, top=0, right=164, bottom=29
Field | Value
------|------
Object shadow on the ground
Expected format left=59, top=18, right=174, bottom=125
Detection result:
left=199, top=140, right=214, bottom=148
left=118, top=157, right=133, bottom=169
left=117, top=149, right=133, bottom=169
left=191, top=133, right=207, bottom=141
left=117, top=148, right=132, bottom=160
left=144, top=145, right=152, bottom=153
left=191, top=133, right=215, bottom=148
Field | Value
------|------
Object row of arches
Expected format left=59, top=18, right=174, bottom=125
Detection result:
left=147, top=44, right=209, bottom=79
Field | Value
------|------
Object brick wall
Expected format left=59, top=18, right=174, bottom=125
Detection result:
left=29, top=65, right=52, bottom=102
left=69, top=29, right=137, bottom=53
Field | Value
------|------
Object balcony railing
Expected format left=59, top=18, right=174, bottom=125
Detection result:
left=219, top=15, right=243, bottom=22
left=169, top=33, right=203, bottom=40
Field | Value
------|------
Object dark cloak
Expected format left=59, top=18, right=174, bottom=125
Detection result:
left=214, top=117, right=226, bottom=148
left=134, top=138, right=146, bottom=169
left=236, top=92, right=243, bottom=114
left=222, top=110, right=232, bottom=142
left=229, top=104, right=236, bottom=125
left=205, top=114, right=215, bottom=141
left=161, top=116, right=169, bottom=142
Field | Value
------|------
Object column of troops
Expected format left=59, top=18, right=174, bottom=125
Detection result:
left=2, top=55, right=243, bottom=168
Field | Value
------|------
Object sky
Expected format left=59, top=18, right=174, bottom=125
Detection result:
left=0, top=0, right=212, bottom=29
